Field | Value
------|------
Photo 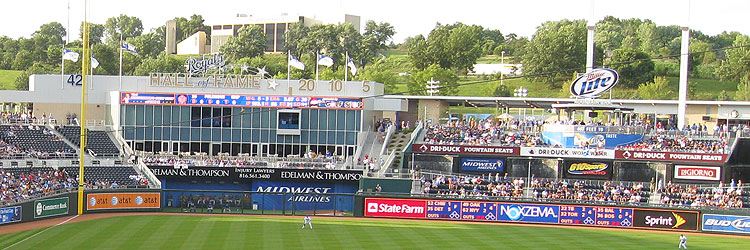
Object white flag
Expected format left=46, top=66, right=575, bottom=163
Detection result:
left=317, top=54, right=334, bottom=67
left=91, top=56, right=99, bottom=69
left=121, top=42, right=138, bottom=55
left=62, top=48, right=79, bottom=62
left=347, top=56, right=357, bottom=76
left=288, top=54, right=305, bottom=70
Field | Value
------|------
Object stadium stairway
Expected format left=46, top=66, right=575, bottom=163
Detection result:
left=46, top=124, right=81, bottom=157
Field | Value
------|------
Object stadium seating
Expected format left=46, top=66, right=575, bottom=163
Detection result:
left=57, top=126, right=121, bottom=157
left=0, top=125, right=76, bottom=159
left=59, top=166, right=145, bottom=188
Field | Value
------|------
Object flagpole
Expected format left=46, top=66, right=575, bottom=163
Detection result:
left=344, top=51, right=348, bottom=82
left=119, top=33, right=123, bottom=90
left=287, top=50, right=291, bottom=89
left=315, top=51, right=319, bottom=82
left=61, top=49, right=65, bottom=90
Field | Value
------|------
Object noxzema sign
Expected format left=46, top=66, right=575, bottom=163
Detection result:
left=570, top=68, right=619, bottom=98
left=460, top=158, right=505, bottom=172
left=34, top=197, right=69, bottom=218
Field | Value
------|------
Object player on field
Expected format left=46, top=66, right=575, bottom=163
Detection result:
left=679, top=234, right=687, bottom=249
left=302, top=215, right=313, bottom=229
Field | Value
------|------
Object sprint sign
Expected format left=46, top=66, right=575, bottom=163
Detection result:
left=365, top=198, right=426, bottom=218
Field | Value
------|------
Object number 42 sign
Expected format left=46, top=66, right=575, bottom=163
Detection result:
left=67, top=74, right=82, bottom=86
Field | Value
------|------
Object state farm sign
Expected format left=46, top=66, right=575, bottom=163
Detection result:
left=365, top=198, right=426, bottom=218
left=616, top=150, right=726, bottom=164
left=674, top=165, right=721, bottom=181
left=412, top=144, right=518, bottom=156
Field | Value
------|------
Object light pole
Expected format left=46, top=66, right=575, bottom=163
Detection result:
left=501, top=51, right=505, bottom=86
left=514, top=86, right=528, bottom=122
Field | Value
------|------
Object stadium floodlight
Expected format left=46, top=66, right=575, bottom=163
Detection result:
left=514, top=87, right=529, bottom=122
left=426, top=77, right=440, bottom=96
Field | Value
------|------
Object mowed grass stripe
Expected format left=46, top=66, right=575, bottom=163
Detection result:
left=0, top=228, right=43, bottom=249
left=2, top=215, right=748, bottom=249
left=116, top=215, right=175, bottom=249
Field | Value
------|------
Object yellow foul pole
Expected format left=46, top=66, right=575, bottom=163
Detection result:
left=78, top=0, right=89, bottom=215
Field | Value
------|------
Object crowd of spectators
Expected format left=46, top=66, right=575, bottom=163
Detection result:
left=420, top=173, right=525, bottom=199
left=532, top=179, right=647, bottom=204
left=422, top=119, right=545, bottom=146
left=0, top=168, right=75, bottom=204
left=616, top=135, right=729, bottom=153
left=661, top=180, right=745, bottom=208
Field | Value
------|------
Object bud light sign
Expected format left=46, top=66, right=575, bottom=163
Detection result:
left=702, top=214, right=750, bottom=234
left=460, top=158, right=505, bottom=172
left=570, top=68, right=619, bottom=98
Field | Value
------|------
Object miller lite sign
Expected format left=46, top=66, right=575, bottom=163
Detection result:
left=570, top=68, right=619, bottom=98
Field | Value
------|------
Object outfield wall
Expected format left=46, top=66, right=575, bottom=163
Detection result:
left=356, top=194, right=750, bottom=236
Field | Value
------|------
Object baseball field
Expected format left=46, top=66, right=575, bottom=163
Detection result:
left=0, top=213, right=747, bottom=249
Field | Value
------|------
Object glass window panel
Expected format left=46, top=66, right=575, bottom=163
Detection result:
left=135, top=127, right=145, bottom=140
left=180, top=128, right=189, bottom=140
left=355, top=110, right=361, bottom=130
left=300, top=109, right=309, bottom=130
left=145, top=105, right=154, bottom=126
left=241, top=109, right=251, bottom=128
left=261, top=109, right=270, bottom=128
left=336, top=131, right=345, bottom=144
left=300, top=131, right=308, bottom=144
left=124, top=126, right=134, bottom=140
left=223, top=108, right=232, bottom=127
left=269, top=130, right=276, bottom=143
left=145, top=127, right=153, bottom=140
left=309, top=109, right=318, bottom=129
left=293, top=134, right=300, bottom=143
left=162, top=127, right=170, bottom=140
left=153, top=127, right=162, bottom=140
left=318, top=131, right=327, bottom=144
left=328, top=110, right=337, bottom=130
left=242, top=129, right=250, bottom=142
left=153, top=106, right=162, bottom=126
left=337, top=110, right=345, bottom=130
left=346, top=110, right=355, bottom=130
left=124, top=105, right=135, bottom=125
left=318, top=110, right=327, bottom=130
left=309, top=131, right=317, bottom=144
left=135, top=105, right=144, bottom=125
left=191, top=128, right=200, bottom=141
left=162, top=106, right=171, bottom=124
left=222, top=128, right=231, bottom=141
left=346, top=132, right=356, bottom=145
left=261, top=129, right=269, bottom=143
left=172, top=107, right=181, bottom=126
left=232, top=129, right=241, bottom=142
left=180, top=107, right=190, bottom=126
left=251, top=108, right=261, bottom=128
left=232, top=108, right=241, bottom=128
left=328, top=132, right=336, bottom=145
left=251, top=129, right=260, bottom=143
left=205, top=128, right=215, bottom=141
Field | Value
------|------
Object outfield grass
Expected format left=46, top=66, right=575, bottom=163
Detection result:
left=0, top=215, right=745, bottom=249
left=0, top=69, right=22, bottom=90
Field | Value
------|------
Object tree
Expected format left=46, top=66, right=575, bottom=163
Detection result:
left=607, top=48, right=654, bottom=88
left=735, top=77, right=750, bottom=101
left=595, top=16, right=624, bottom=54
left=717, top=35, right=750, bottom=83
left=407, top=22, right=483, bottom=72
left=174, top=14, right=211, bottom=42
left=718, top=90, right=731, bottom=101
left=354, top=61, right=399, bottom=94
left=219, top=25, right=266, bottom=61
left=360, top=21, right=394, bottom=66
left=408, top=64, right=459, bottom=96
left=33, top=22, right=66, bottom=45
left=11, top=50, right=33, bottom=70
left=521, top=19, right=588, bottom=86
left=492, top=83, right=511, bottom=97
left=104, top=14, right=144, bottom=45
left=638, top=76, right=673, bottom=99
left=14, top=62, right=54, bottom=90
left=80, top=22, right=105, bottom=44
left=91, top=43, right=118, bottom=75
left=130, top=31, right=164, bottom=59
left=134, top=53, right=183, bottom=75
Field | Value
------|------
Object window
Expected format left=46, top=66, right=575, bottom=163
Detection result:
left=277, top=109, right=301, bottom=135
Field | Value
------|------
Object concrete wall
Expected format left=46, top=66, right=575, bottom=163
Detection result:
left=417, top=100, right=449, bottom=122
left=210, top=35, right=231, bottom=54
left=166, top=20, right=177, bottom=54
left=177, top=31, right=207, bottom=55
left=32, top=103, right=107, bottom=122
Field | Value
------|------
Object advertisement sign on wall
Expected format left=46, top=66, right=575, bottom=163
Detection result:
left=460, top=158, right=505, bottom=172
left=34, top=197, right=69, bottom=218
left=520, top=147, right=615, bottom=159
left=251, top=180, right=356, bottom=211
left=702, top=214, right=750, bottom=234
left=149, top=166, right=362, bottom=182
left=0, top=206, right=21, bottom=225
left=87, top=193, right=161, bottom=210
left=540, top=132, right=643, bottom=150
left=496, top=203, right=559, bottom=223
left=563, top=161, right=611, bottom=179
left=412, top=144, right=519, bottom=156
left=632, top=209, right=699, bottom=231
left=674, top=165, right=721, bottom=181
left=616, top=150, right=726, bottom=164
left=365, top=198, right=427, bottom=218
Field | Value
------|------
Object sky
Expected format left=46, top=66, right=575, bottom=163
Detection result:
left=1, top=0, right=749, bottom=43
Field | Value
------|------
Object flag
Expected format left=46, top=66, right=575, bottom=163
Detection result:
left=62, top=49, right=79, bottom=62
left=347, top=56, right=357, bottom=76
left=121, top=41, right=138, bottom=55
left=317, top=54, right=334, bottom=67
left=91, top=56, right=99, bottom=69
left=288, top=54, right=305, bottom=70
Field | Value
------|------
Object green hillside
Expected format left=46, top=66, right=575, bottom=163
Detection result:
left=0, top=70, right=22, bottom=90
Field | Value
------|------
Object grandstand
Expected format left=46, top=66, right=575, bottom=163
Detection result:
left=0, top=124, right=76, bottom=159
left=57, top=126, right=121, bottom=157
